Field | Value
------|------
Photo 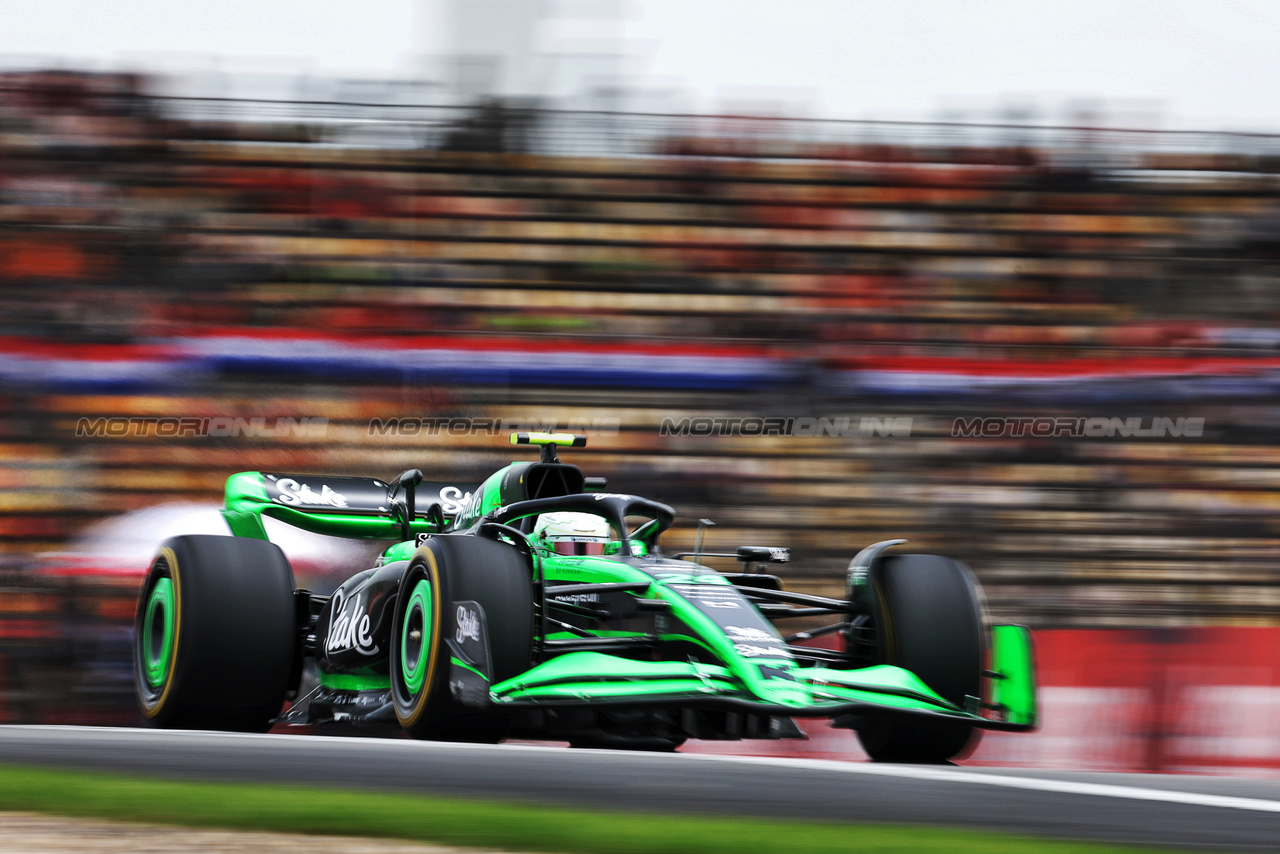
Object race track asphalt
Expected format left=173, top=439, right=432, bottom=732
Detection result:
left=0, top=726, right=1277, bottom=850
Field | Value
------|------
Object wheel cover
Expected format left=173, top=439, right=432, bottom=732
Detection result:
left=401, top=579, right=433, bottom=695
left=142, top=577, right=175, bottom=688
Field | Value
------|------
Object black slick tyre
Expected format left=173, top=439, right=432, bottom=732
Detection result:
left=133, top=535, right=297, bottom=731
left=390, top=535, right=533, bottom=742
left=855, top=554, right=985, bottom=763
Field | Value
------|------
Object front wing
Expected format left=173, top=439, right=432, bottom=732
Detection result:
left=486, top=625, right=1036, bottom=732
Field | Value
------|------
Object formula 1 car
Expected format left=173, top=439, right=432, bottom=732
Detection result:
left=134, top=433, right=1036, bottom=762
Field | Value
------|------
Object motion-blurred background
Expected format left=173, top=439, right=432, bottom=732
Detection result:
left=5, top=0, right=1280, bottom=772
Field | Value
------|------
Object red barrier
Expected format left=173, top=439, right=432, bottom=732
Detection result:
left=685, top=629, right=1280, bottom=776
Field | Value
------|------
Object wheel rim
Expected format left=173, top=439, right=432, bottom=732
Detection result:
left=401, top=579, right=433, bottom=695
left=142, top=577, right=175, bottom=688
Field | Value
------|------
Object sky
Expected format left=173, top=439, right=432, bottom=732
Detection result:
left=2, top=0, right=1279, bottom=130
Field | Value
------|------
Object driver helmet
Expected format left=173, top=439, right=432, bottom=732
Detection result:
left=534, top=511, right=611, bottom=556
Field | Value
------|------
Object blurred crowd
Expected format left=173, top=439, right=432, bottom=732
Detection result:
left=4, top=68, right=1280, bottom=709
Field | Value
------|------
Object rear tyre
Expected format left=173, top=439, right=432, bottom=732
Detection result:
left=390, top=535, right=533, bottom=742
left=854, top=554, right=984, bottom=763
left=133, top=535, right=296, bottom=731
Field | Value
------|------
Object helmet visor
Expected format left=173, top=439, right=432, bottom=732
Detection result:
left=552, top=540, right=606, bottom=556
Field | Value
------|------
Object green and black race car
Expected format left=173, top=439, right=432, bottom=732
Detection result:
left=134, top=433, right=1036, bottom=762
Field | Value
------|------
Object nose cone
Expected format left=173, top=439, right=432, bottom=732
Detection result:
left=749, top=669, right=815, bottom=708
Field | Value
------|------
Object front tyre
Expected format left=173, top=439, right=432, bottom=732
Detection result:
left=390, top=535, right=533, bottom=742
left=855, top=554, right=985, bottom=763
left=133, top=535, right=297, bottom=731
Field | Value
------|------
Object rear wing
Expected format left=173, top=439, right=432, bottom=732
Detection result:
left=221, top=471, right=478, bottom=541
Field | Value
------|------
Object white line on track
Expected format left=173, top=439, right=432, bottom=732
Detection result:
left=677, top=753, right=1280, bottom=815
left=9, top=726, right=1280, bottom=815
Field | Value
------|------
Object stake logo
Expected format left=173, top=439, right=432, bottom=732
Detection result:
left=275, top=478, right=349, bottom=508
left=726, top=626, right=778, bottom=642
left=436, top=485, right=472, bottom=516
left=326, top=589, right=378, bottom=655
left=734, top=643, right=784, bottom=658
left=455, top=605, right=481, bottom=643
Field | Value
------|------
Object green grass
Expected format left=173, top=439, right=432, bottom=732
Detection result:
left=0, top=762, right=1180, bottom=854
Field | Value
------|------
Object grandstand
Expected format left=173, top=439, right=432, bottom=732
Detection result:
left=4, top=69, right=1280, bottom=644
